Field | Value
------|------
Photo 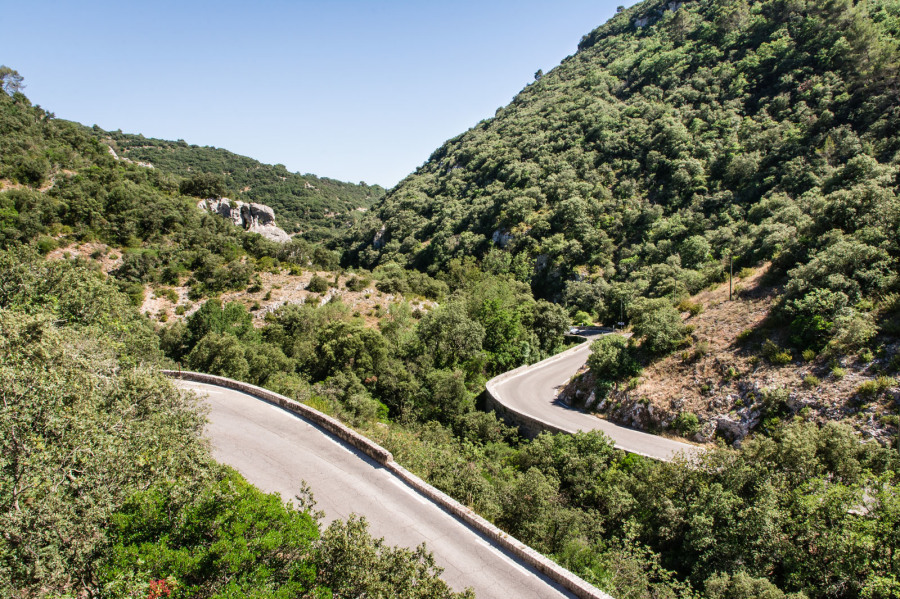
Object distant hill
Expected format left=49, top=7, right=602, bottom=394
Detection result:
left=101, top=130, right=385, bottom=242
left=346, top=0, right=899, bottom=341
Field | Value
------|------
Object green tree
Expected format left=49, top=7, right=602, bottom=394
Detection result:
left=0, top=66, right=24, bottom=95
left=416, top=302, right=485, bottom=370
left=629, top=298, right=688, bottom=354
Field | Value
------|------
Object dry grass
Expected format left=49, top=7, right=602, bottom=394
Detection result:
left=563, top=263, right=899, bottom=445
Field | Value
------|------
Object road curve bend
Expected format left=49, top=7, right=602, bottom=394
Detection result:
left=172, top=377, right=611, bottom=599
left=487, top=331, right=699, bottom=462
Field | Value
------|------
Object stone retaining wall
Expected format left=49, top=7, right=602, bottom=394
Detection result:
left=484, top=337, right=597, bottom=439
left=163, top=369, right=613, bottom=599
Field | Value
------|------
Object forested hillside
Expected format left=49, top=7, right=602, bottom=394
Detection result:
left=104, top=130, right=385, bottom=241
left=4, top=1, right=900, bottom=594
left=348, top=0, right=900, bottom=350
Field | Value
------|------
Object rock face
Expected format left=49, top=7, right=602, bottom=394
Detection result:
left=198, top=198, right=291, bottom=243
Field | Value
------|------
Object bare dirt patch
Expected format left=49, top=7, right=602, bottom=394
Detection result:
left=561, top=264, right=900, bottom=447
left=141, top=269, right=435, bottom=329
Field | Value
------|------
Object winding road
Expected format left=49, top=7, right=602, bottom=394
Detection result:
left=173, top=329, right=694, bottom=598
left=177, top=380, right=587, bottom=599
left=488, top=330, right=699, bottom=462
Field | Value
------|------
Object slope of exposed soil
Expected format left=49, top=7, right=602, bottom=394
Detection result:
left=560, top=266, right=900, bottom=447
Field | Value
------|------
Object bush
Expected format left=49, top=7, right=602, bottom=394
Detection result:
left=588, top=335, right=641, bottom=383
left=346, top=276, right=371, bottom=292
left=573, top=310, right=593, bottom=326
left=673, top=412, right=700, bottom=436
left=762, top=340, right=792, bottom=365
left=802, top=375, right=820, bottom=388
left=856, top=376, right=896, bottom=400
left=802, top=349, right=816, bottom=362
left=307, top=274, right=330, bottom=293
left=35, top=236, right=56, bottom=254
left=676, top=298, right=704, bottom=317
left=629, top=298, right=688, bottom=355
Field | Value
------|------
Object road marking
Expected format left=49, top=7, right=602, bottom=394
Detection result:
left=476, top=538, right=533, bottom=577
left=386, top=475, right=429, bottom=504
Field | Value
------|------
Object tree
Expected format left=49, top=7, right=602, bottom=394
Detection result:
left=179, top=172, right=226, bottom=198
left=531, top=300, right=571, bottom=354
left=587, top=335, right=640, bottom=382
left=0, top=66, right=24, bottom=95
left=416, top=302, right=485, bottom=370
left=629, top=298, right=688, bottom=354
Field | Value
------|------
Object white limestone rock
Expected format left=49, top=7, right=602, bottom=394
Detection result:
left=198, top=198, right=291, bottom=243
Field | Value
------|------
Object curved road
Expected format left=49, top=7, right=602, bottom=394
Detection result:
left=491, top=332, right=699, bottom=461
left=177, top=380, right=579, bottom=599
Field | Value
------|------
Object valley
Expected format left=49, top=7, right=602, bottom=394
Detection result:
left=3, top=0, right=900, bottom=598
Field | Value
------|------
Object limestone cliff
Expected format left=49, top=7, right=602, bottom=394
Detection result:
left=198, top=198, right=291, bottom=244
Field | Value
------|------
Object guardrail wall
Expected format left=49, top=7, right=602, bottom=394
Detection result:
left=163, top=369, right=614, bottom=599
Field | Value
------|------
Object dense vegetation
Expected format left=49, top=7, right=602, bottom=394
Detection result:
left=0, top=249, right=471, bottom=599
left=4, top=0, right=900, bottom=595
left=162, top=263, right=571, bottom=424
left=104, top=130, right=385, bottom=241
left=347, top=0, right=900, bottom=361
left=0, top=84, right=346, bottom=300
left=372, top=417, right=900, bottom=599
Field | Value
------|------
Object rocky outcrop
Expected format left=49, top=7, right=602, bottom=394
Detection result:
left=198, top=198, right=291, bottom=243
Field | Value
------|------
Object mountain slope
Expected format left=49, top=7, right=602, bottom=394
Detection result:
left=103, top=131, right=385, bottom=241
left=347, top=0, right=900, bottom=335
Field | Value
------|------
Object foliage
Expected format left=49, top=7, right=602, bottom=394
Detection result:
left=103, top=129, right=385, bottom=242
left=307, top=273, right=331, bottom=293
left=344, top=0, right=900, bottom=359
left=0, top=253, right=474, bottom=599
left=629, top=297, right=690, bottom=354
left=673, top=411, right=700, bottom=436
left=587, top=334, right=642, bottom=397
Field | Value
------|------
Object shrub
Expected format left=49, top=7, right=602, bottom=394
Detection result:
left=802, top=349, right=816, bottom=362
left=736, top=328, right=754, bottom=343
left=346, top=276, right=371, bottom=292
left=629, top=298, right=688, bottom=355
left=762, top=340, right=792, bottom=365
left=158, top=288, right=179, bottom=303
left=676, top=298, right=704, bottom=317
left=828, top=309, right=876, bottom=355
left=802, top=375, right=820, bottom=388
left=673, top=412, right=700, bottom=436
left=307, top=274, right=330, bottom=293
left=831, top=366, right=846, bottom=379
left=35, top=236, right=56, bottom=255
left=588, top=335, right=641, bottom=382
left=856, top=376, right=896, bottom=400
left=573, top=310, right=593, bottom=326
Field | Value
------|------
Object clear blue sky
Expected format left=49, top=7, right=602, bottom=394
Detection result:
left=1, top=0, right=637, bottom=187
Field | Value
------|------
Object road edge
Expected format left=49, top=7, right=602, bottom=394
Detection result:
left=163, top=369, right=614, bottom=599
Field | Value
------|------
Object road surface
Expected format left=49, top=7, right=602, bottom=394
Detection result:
left=177, top=380, right=577, bottom=599
left=491, top=333, right=699, bottom=461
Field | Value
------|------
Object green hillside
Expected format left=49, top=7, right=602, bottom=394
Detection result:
left=103, top=130, right=385, bottom=241
left=347, top=0, right=900, bottom=351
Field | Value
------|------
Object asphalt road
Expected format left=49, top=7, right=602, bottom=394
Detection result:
left=176, top=380, right=576, bottom=599
left=492, top=334, right=699, bottom=461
